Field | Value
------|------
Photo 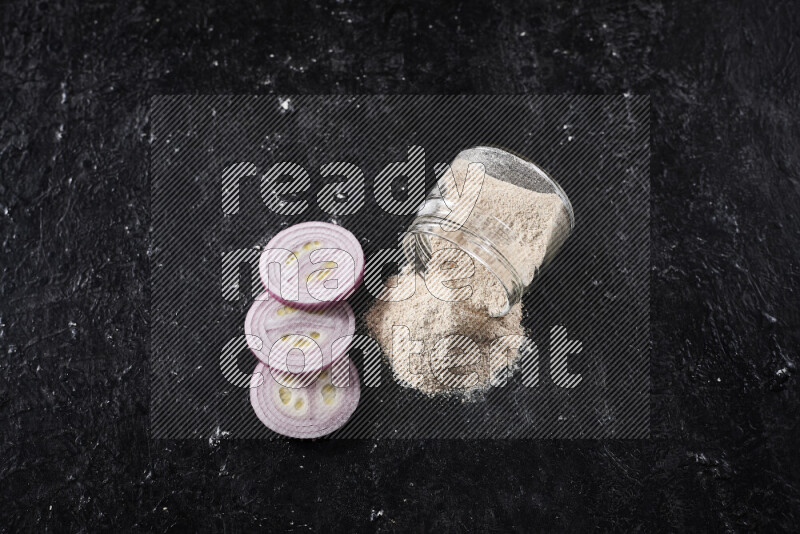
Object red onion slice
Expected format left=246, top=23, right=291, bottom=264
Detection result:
left=244, top=292, right=355, bottom=376
left=249, top=358, right=361, bottom=438
left=260, top=222, right=365, bottom=309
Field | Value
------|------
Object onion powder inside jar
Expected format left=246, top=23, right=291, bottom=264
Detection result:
left=402, top=146, right=574, bottom=317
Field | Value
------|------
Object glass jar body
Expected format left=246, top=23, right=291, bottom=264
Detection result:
left=403, top=146, right=574, bottom=316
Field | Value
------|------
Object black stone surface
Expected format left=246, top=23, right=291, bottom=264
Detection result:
left=1, top=0, right=798, bottom=531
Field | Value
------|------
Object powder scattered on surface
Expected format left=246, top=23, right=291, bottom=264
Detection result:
left=365, top=168, right=570, bottom=398
left=365, top=266, right=525, bottom=398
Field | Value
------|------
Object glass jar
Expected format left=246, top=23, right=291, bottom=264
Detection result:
left=402, top=146, right=574, bottom=317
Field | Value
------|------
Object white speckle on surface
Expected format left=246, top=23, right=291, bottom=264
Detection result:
left=519, top=31, right=527, bottom=36
left=208, top=426, right=231, bottom=447
left=776, top=367, right=789, bottom=377
left=370, top=509, right=384, bottom=521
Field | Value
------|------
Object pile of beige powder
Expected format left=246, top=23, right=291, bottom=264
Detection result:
left=365, top=160, right=569, bottom=398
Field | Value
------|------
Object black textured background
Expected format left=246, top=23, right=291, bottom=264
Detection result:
left=150, top=95, right=649, bottom=439
left=1, top=0, right=798, bottom=531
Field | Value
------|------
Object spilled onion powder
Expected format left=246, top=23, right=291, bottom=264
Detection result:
left=365, top=169, right=569, bottom=398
